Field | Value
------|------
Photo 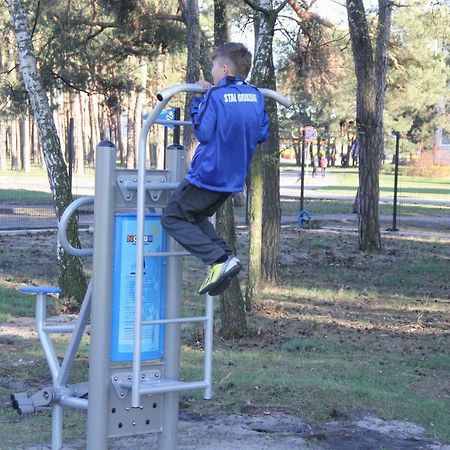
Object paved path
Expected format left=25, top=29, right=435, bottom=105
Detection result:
left=280, top=169, right=450, bottom=205
left=1, top=170, right=448, bottom=230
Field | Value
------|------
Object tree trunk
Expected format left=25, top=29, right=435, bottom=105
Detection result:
left=114, top=108, right=125, bottom=166
left=246, top=144, right=264, bottom=308
left=181, top=0, right=201, bottom=160
left=126, top=92, right=137, bottom=169
left=7, top=0, right=87, bottom=306
left=72, top=92, right=85, bottom=175
left=0, top=119, right=7, bottom=170
left=20, top=116, right=30, bottom=172
left=213, top=0, right=247, bottom=338
left=134, top=90, right=146, bottom=165
left=134, top=59, right=148, bottom=166
left=346, top=0, right=392, bottom=251
left=88, top=94, right=100, bottom=166
left=262, top=97, right=280, bottom=283
left=247, top=1, right=278, bottom=305
left=11, top=119, right=21, bottom=170
left=80, top=92, right=90, bottom=170
left=216, top=198, right=247, bottom=338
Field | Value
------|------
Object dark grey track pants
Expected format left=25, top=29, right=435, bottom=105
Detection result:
left=161, top=178, right=232, bottom=265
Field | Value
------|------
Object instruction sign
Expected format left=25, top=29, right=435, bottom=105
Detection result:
left=110, top=214, right=167, bottom=362
left=144, top=108, right=176, bottom=129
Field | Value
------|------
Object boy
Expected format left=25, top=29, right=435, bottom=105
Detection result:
left=161, top=42, right=270, bottom=296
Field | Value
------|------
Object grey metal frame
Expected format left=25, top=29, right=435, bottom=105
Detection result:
left=15, top=83, right=290, bottom=450
left=12, top=284, right=92, bottom=450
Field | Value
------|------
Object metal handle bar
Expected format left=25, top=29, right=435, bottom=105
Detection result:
left=156, top=83, right=292, bottom=108
left=58, top=196, right=94, bottom=257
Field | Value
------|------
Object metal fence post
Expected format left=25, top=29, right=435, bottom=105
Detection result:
left=158, top=144, right=186, bottom=450
left=391, top=131, right=400, bottom=232
left=86, top=141, right=117, bottom=450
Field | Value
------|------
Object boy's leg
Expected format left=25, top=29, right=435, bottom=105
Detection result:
left=198, top=217, right=232, bottom=257
left=161, top=179, right=230, bottom=265
left=162, top=179, right=241, bottom=295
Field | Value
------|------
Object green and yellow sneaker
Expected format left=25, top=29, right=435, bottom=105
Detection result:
left=198, top=256, right=242, bottom=295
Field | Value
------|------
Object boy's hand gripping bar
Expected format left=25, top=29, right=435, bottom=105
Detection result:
left=156, top=83, right=292, bottom=108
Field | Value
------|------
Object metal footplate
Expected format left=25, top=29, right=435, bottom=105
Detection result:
left=108, top=365, right=163, bottom=438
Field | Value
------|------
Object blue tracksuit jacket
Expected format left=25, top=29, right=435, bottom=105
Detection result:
left=187, top=76, right=270, bottom=192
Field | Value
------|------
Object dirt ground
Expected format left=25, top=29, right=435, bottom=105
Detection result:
left=17, top=410, right=450, bottom=449
left=1, top=228, right=449, bottom=450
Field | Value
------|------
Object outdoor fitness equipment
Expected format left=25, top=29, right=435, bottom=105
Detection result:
left=11, top=84, right=291, bottom=450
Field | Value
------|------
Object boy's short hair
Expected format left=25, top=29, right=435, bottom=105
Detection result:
left=212, top=42, right=252, bottom=79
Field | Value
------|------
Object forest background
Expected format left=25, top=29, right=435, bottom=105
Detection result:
left=0, top=0, right=449, bottom=324
left=1, top=0, right=448, bottom=173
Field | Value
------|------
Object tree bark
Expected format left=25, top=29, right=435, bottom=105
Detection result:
left=216, top=198, right=247, bottom=338
left=246, top=144, right=264, bottom=308
left=180, top=0, right=201, bottom=160
left=71, top=92, right=85, bottom=175
left=262, top=96, right=280, bottom=283
left=247, top=1, right=280, bottom=305
left=7, top=0, right=87, bottom=306
left=213, top=0, right=247, bottom=338
left=20, top=116, right=30, bottom=172
left=0, top=120, right=7, bottom=170
left=346, top=0, right=392, bottom=251
left=11, top=119, right=21, bottom=170
left=126, top=91, right=137, bottom=169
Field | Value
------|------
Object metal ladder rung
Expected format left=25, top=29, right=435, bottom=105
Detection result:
left=142, top=316, right=207, bottom=326
left=143, top=251, right=190, bottom=258
left=122, top=379, right=209, bottom=395
left=42, top=325, right=76, bottom=334
left=124, top=181, right=179, bottom=191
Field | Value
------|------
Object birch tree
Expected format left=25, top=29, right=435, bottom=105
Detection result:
left=7, top=0, right=87, bottom=305
left=346, top=0, right=392, bottom=251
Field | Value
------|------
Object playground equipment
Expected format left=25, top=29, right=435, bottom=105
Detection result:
left=11, top=83, right=291, bottom=450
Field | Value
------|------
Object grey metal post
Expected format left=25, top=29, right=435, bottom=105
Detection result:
left=391, top=131, right=400, bottom=232
left=132, top=97, right=169, bottom=408
left=203, top=293, right=213, bottom=400
left=158, top=144, right=186, bottom=450
left=35, top=293, right=63, bottom=450
left=86, top=141, right=117, bottom=450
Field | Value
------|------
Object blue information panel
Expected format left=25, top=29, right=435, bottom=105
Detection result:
left=110, top=214, right=167, bottom=362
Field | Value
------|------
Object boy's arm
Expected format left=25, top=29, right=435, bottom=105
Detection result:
left=258, top=110, right=270, bottom=143
left=191, top=92, right=217, bottom=143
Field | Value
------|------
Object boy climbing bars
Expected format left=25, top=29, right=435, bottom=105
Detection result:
left=161, top=42, right=270, bottom=296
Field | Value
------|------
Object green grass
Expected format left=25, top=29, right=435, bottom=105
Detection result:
left=0, top=333, right=89, bottom=448
left=282, top=165, right=450, bottom=201
left=0, top=188, right=53, bottom=204
left=177, top=228, right=450, bottom=442
left=0, top=228, right=449, bottom=447
left=0, top=286, right=37, bottom=322
left=279, top=198, right=450, bottom=218
left=180, top=341, right=450, bottom=441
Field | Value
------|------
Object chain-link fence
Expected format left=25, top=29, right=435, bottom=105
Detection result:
left=0, top=169, right=95, bottom=230
left=279, top=136, right=450, bottom=234
left=1, top=156, right=449, bottom=233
